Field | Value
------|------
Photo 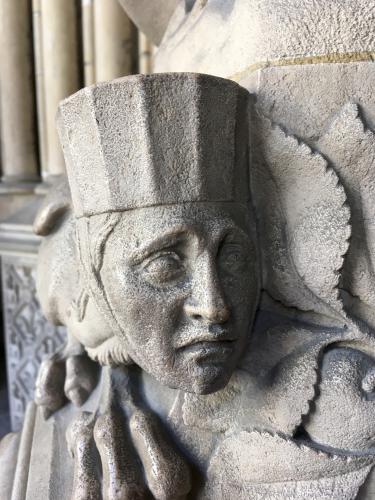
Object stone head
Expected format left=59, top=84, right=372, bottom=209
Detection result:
left=57, top=73, right=260, bottom=394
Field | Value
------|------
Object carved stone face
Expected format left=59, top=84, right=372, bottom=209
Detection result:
left=99, top=202, right=259, bottom=394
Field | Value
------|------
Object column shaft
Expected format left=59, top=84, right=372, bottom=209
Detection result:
left=138, top=32, right=154, bottom=75
left=94, top=0, right=137, bottom=82
left=32, top=0, right=47, bottom=177
left=82, top=0, right=96, bottom=86
left=40, top=0, right=81, bottom=176
left=0, top=0, right=39, bottom=182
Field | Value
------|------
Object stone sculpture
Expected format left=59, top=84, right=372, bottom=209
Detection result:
left=0, top=0, right=374, bottom=497
left=1, top=69, right=375, bottom=499
left=33, top=179, right=99, bottom=415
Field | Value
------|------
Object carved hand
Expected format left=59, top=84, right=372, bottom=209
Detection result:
left=35, top=338, right=99, bottom=418
left=66, top=403, right=191, bottom=500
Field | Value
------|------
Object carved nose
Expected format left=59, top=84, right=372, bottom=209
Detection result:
left=185, top=299, right=230, bottom=324
left=185, top=261, right=230, bottom=324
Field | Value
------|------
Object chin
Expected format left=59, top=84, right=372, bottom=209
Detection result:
left=179, top=364, right=234, bottom=395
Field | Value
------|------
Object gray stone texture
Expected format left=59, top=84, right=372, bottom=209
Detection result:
left=1, top=255, right=66, bottom=430
left=2, top=71, right=375, bottom=499
left=3, top=0, right=375, bottom=498
left=57, top=73, right=250, bottom=217
left=155, top=0, right=375, bottom=77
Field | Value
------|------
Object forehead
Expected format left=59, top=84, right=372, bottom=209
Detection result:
left=110, top=202, right=255, bottom=246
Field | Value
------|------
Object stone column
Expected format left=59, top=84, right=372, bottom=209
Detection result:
left=138, top=32, right=154, bottom=74
left=40, top=0, right=81, bottom=177
left=81, top=0, right=96, bottom=86
left=94, top=0, right=137, bottom=82
left=0, top=0, right=39, bottom=184
left=32, top=0, right=47, bottom=177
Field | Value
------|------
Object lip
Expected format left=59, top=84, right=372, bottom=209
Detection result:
left=179, top=339, right=237, bottom=360
left=176, top=326, right=238, bottom=350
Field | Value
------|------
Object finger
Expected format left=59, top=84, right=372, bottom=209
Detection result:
left=66, top=411, right=101, bottom=500
left=64, top=355, right=99, bottom=407
left=35, top=357, right=66, bottom=416
left=94, top=410, right=147, bottom=500
left=129, top=409, right=191, bottom=500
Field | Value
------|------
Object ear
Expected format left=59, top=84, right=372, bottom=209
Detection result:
left=70, top=288, right=90, bottom=323
left=117, top=0, right=179, bottom=45
left=33, top=176, right=72, bottom=236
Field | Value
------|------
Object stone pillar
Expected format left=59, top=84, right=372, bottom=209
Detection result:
left=94, top=0, right=137, bottom=82
left=32, top=0, right=47, bottom=177
left=0, top=0, right=39, bottom=184
left=81, top=0, right=96, bottom=86
left=138, top=32, right=154, bottom=74
left=40, top=0, right=81, bottom=177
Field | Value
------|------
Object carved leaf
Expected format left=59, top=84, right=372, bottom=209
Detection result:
left=317, top=104, right=375, bottom=316
left=204, top=431, right=373, bottom=499
left=252, top=113, right=351, bottom=319
left=180, top=324, right=347, bottom=437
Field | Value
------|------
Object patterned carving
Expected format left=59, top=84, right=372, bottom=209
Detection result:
left=1, top=256, right=66, bottom=430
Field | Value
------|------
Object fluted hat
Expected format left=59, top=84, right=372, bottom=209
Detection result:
left=57, top=73, right=251, bottom=218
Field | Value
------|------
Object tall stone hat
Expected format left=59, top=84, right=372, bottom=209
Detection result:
left=57, top=73, right=251, bottom=218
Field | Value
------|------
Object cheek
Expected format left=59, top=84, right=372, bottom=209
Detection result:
left=222, top=267, right=259, bottom=317
left=104, top=264, right=188, bottom=345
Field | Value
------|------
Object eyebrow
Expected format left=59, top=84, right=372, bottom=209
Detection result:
left=127, top=226, right=194, bottom=265
left=126, top=220, right=253, bottom=266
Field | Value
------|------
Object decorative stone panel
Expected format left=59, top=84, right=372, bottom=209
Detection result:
left=1, top=255, right=66, bottom=430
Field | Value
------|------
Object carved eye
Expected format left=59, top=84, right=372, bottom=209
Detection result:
left=218, top=244, right=248, bottom=273
left=141, top=252, right=185, bottom=285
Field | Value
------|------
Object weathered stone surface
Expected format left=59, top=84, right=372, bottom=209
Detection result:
left=1, top=0, right=375, bottom=497
left=305, top=347, right=375, bottom=451
left=204, top=431, right=372, bottom=499
left=3, top=9, right=375, bottom=492
left=56, top=75, right=256, bottom=399
left=252, top=113, right=350, bottom=319
left=33, top=178, right=100, bottom=416
left=316, top=104, right=375, bottom=326
left=3, top=72, right=371, bottom=499
left=57, top=73, right=250, bottom=217
left=155, top=0, right=375, bottom=77
left=0, top=432, right=19, bottom=499
left=245, top=62, right=375, bottom=144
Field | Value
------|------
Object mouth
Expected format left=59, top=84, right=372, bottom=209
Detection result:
left=175, top=323, right=240, bottom=362
left=176, top=324, right=238, bottom=348
left=179, top=338, right=238, bottom=360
